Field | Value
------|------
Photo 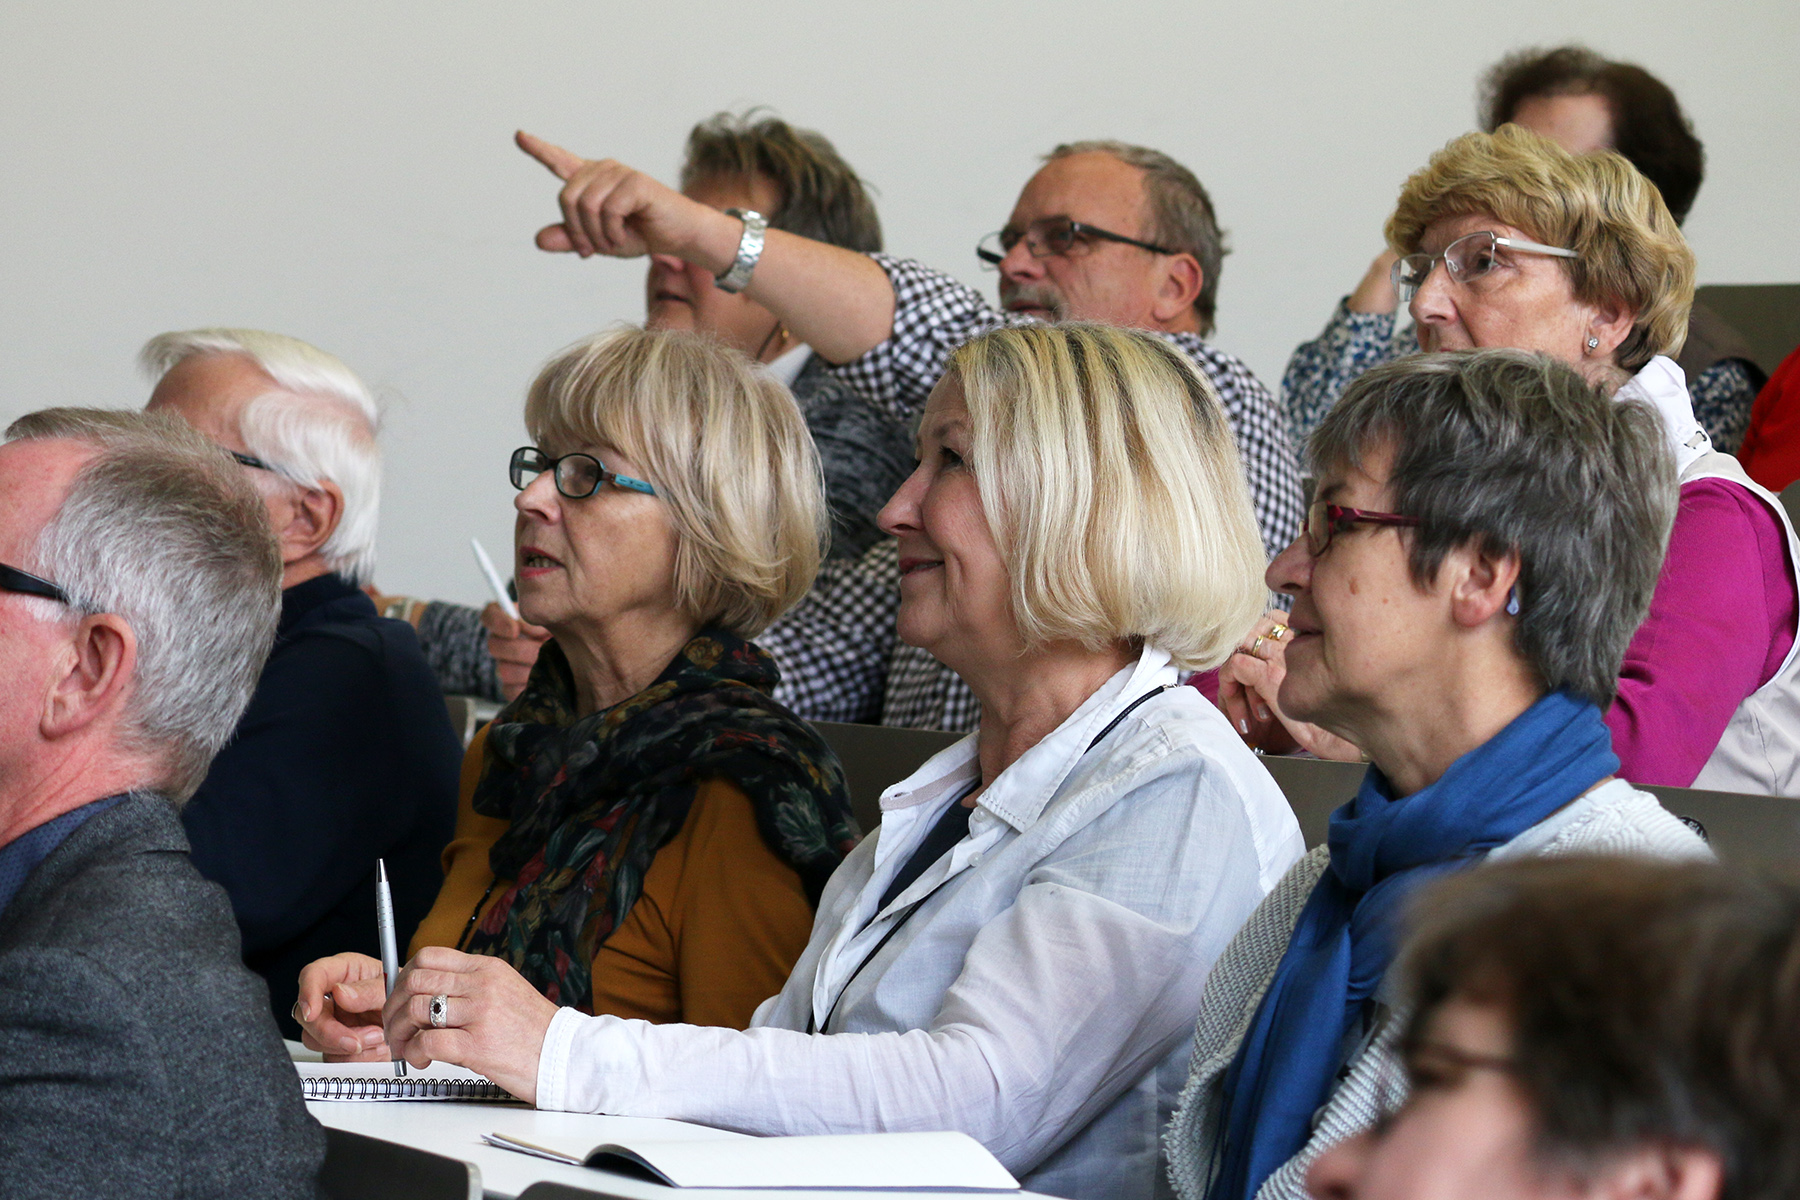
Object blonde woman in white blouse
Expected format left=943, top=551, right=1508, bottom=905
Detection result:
left=380, top=323, right=1306, bottom=1200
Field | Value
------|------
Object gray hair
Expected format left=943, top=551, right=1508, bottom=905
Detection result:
left=140, top=328, right=382, bottom=584
left=5, top=408, right=283, bottom=801
left=1309, top=350, right=1676, bottom=707
left=680, top=109, right=882, bottom=253
left=1045, top=140, right=1229, bottom=336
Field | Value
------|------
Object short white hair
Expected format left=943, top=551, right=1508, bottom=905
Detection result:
left=4, top=408, right=283, bottom=802
left=140, top=328, right=382, bottom=584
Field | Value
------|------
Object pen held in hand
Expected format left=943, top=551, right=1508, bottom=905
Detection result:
left=471, top=537, right=520, bottom=621
left=375, top=859, right=406, bottom=1077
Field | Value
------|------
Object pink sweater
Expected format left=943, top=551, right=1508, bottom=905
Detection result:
left=1608, top=478, right=1797, bottom=786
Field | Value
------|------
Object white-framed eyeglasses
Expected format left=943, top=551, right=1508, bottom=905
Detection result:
left=1392, top=230, right=1577, bottom=303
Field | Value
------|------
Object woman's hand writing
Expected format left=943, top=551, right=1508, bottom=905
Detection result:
left=384, top=946, right=558, bottom=1105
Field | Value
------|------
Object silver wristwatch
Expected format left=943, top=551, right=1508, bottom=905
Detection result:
left=715, top=208, right=768, bottom=293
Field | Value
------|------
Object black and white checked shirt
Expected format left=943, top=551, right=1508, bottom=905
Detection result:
left=812, top=254, right=1303, bottom=732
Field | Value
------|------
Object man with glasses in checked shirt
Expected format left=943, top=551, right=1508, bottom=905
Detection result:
left=518, top=133, right=1303, bottom=731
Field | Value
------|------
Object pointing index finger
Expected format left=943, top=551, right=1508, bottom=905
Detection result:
left=515, top=130, right=583, bottom=181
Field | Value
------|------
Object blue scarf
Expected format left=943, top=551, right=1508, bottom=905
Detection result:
left=1209, top=690, right=1617, bottom=1200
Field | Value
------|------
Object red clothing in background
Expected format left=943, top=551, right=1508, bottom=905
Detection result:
left=1739, top=345, right=1800, bottom=493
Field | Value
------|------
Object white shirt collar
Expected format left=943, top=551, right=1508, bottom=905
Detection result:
left=762, top=343, right=813, bottom=389
left=1615, top=355, right=1712, bottom=476
left=875, top=645, right=1180, bottom=833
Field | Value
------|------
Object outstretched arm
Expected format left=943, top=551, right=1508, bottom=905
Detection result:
left=516, top=131, right=895, bottom=363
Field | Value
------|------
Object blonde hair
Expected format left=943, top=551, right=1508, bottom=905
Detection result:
left=948, top=323, right=1267, bottom=672
left=524, top=326, right=826, bottom=639
left=1385, top=125, right=1695, bottom=371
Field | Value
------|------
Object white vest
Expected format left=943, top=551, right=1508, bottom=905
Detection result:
left=1681, top=451, right=1800, bottom=798
left=1617, top=357, right=1800, bottom=799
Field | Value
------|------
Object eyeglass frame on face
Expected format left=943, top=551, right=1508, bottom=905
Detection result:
left=976, top=217, right=1182, bottom=269
left=1391, top=230, right=1578, bottom=304
left=0, top=561, right=73, bottom=607
left=1304, top=501, right=1422, bottom=557
left=509, top=446, right=657, bottom=500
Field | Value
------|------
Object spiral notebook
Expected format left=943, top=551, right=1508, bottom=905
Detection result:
left=296, top=1060, right=517, bottom=1102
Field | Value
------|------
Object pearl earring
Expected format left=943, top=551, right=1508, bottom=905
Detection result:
left=1586, top=336, right=1600, bottom=351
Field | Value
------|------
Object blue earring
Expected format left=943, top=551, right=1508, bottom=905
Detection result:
left=1506, top=586, right=1520, bottom=616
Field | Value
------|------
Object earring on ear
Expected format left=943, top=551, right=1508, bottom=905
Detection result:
left=1506, top=586, right=1521, bottom=616
left=1586, top=335, right=1600, bottom=351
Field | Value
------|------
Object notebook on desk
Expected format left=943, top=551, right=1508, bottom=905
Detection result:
left=482, top=1129, right=1020, bottom=1190
left=297, top=1060, right=518, bottom=1102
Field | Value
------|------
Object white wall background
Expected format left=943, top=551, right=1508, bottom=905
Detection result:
left=3, top=0, right=1796, bottom=605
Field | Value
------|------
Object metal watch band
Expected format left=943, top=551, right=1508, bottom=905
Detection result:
left=715, top=208, right=767, bottom=293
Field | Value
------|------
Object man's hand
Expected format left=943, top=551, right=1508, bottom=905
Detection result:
left=516, top=131, right=739, bottom=268
left=1347, top=249, right=1402, bottom=315
left=481, top=602, right=549, bottom=701
left=295, top=952, right=393, bottom=1060
left=384, top=946, right=558, bottom=1104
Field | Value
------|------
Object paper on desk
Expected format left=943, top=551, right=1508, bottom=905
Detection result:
left=482, top=1129, right=1020, bottom=1190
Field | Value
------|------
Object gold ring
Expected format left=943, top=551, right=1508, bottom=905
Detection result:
left=1268, top=624, right=1290, bottom=640
left=1248, top=635, right=1266, bottom=656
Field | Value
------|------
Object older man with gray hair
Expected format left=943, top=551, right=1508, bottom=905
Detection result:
left=0, top=408, right=323, bottom=1197
left=143, top=328, right=460, bottom=1040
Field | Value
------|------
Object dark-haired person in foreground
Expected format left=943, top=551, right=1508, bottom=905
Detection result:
left=394, top=110, right=914, bottom=723
left=514, top=128, right=1304, bottom=732
left=1164, top=350, right=1708, bottom=1200
left=0, top=409, right=322, bottom=1198
left=1308, top=856, right=1800, bottom=1200
left=1285, top=45, right=1762, bottom=452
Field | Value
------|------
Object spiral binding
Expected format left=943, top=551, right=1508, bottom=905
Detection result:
left=301, top=1075, right=512, bottom=1101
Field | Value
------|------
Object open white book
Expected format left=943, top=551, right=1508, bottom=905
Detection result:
left=481, top=1129, right=1021, bottom=1190
left=296, top=1060, right=515, bottom=1102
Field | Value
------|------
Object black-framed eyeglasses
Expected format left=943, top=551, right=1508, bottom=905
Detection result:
left=976, top=218, right=1182, bottom=268
left=1391, top=230, right=1577, bottom=303
left=1305, top=501, right=1422, bottom=556
left=0, top=561, right=72, bottom=606
left=509, top=446, right=656, bottom=499
left=229, top=449, right=277, bottom=473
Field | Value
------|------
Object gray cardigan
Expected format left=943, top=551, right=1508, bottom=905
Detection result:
left=1163, top=779, right=1709, bottom=1200
left=0, top=792, right=325, bottom=1198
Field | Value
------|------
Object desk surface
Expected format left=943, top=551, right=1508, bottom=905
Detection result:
left=307, top=1102, right=1049, bottom=1200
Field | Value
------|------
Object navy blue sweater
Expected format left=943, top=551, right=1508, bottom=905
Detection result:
left=182, top=573, right=461, bottom=1038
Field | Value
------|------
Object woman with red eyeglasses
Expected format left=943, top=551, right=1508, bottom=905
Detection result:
left=1167, top=348, right=1709, bottom=1200
left=1223, top=126, right=1800, bottom=798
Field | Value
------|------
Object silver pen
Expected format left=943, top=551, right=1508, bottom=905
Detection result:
left=375, top=858, right=406, bottom=1077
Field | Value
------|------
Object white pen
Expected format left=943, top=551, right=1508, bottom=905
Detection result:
left=470, top=537, right=520, bottom=620
left=375, top=859, right=406, bottom=1077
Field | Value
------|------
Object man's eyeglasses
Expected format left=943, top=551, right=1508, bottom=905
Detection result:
left=0, top=561, right=72, bottom=607
left=229, top=449, right=277, bottom=473
left=1391, top=230, right=1577, bottom=303
left=509, top=447, right=656, bottom=499
left=1305, top=501, right=1421, bottom=556
left=977, top=218, right=1181, bottom=269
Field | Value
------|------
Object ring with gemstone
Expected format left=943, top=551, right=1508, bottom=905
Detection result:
left=429, top=994, right=450, bottom=1028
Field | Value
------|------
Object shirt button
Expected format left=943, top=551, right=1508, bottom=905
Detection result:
left=968, top=852, right=983, bottom=867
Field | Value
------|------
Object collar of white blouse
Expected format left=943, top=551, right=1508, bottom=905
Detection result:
left=807, top=645, right=1179, bottom=1023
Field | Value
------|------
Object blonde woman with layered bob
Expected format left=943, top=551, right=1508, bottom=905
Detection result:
left=368, top=323, right=1303, bottom=1200
left=296, top=326, right=857, bottom=1049
left=1230, top=126, right=1800, bottom=800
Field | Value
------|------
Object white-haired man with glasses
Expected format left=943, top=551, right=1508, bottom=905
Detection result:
left=514, top=132, right=1304, bottom=730
left=142, top=327, right=461, bottom=1043
left=0, top=408, right=323, bottom=1198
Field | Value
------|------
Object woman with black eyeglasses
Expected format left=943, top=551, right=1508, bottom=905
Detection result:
left=294, top=326, right=855, bottom=1054
left=1167, top=349, right=1710, bottom=1200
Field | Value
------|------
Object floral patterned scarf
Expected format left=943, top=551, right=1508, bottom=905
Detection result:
left=461, top=628, right=857, bottom=1010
